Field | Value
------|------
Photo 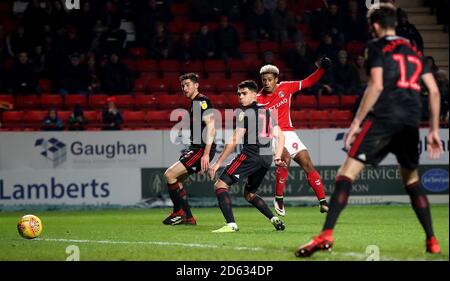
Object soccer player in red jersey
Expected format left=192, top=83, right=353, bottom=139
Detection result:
left=296, top=3, right=442, bottom=257
left=256, top=57, right=332, bottom=216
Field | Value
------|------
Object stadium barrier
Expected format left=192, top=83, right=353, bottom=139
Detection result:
left=0, top=129, right=448, bottom=208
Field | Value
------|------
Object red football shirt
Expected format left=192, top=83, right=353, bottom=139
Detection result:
left=256, top=81, right=302, bottom=131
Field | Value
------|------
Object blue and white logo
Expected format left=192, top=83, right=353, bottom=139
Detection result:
left=421, top=169, right=449, bottom=192
left=35, top=138, right=67, bottom=168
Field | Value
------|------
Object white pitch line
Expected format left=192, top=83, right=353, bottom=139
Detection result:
left=38, top=238, right=264, bottom=252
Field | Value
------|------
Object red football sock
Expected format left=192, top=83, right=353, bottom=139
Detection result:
left=321, top=229, right=334, bottom=238
left=307, top=170, right=326, bottom=201
left=275, top=166, right=289, bottom=197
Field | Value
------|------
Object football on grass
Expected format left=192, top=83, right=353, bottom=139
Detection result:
left=17, top=215, right=43, bottom=239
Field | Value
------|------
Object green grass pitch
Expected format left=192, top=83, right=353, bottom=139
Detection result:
left=0, top=205, right=448, bottom=261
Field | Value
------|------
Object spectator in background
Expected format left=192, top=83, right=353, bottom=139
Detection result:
left=435, top=70, right=449, bottom=123
left=354, top=55, right=368, bottom=95
left=7, top=26, right=31, bottom=57
left=214, top=16, right=241, bottom=59
left=32, top=45, right=46, bottom=77
left=102, top=96, right=123, bottom=130
left=193, top=23, right=216, bottom=61
left=136, top=0, right=173, bottom=45
left=42, top=108, right=64, bottom=131
left=10, top=52, right=37, bottom=95
left=344, top=0, right=368, bottom=42
left=283, top=40, right=315, bottom=79
left=312, top=1, right=344, bottom=44
left=331, top=50, right=358, bottom=95
left=86, top=54, right=100, bottom=94
left=68, top=105, right=87, bottom=131
left=174, top=31, right=196, bottom=63
left=426, top=56, right=439, bottom=75
left=316, top=33, right=339, bottom=63
left=149, top=22, right=172, bottom=60
left=396, top=10, right=424, bottom=51
left=245, top=0, right=272, bottom=41
left=57, top=52, right=89, bottom=95
left=271, top=0, right=296, bottom=42
left=99, top=18, right=127, bottom=57
left=100, top=53, right=131, bottom=95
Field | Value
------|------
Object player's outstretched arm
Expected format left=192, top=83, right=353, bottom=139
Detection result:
left=208, top=128, right=246, bottom=179
left=272, top=125, right=287, bottom=167
left=301, top=57, right=332, bottom=90
left=422, top=73, right=443, bottom=159
left=344, top=67, right=384, bottom=150
left=201, top=114, right=216, bottom=172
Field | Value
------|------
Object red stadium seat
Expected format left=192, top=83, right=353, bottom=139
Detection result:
left=38, top=79, right=53, bottom=93
left=136, top=60, right=158, bottom=72
left=181, top=60, right=203, bottom=73
left=146, top=80, right=170, bottom=92
left=295, top=95, right=317, bottom=109
left=290, top=110, right=311, bottom=128
left=159, top=60, right=181, bottom=72
left=135, top=95, right=158, bottom=110
left=340, top=95, right=358, bottom=109
left=65, top=94, right=87, bottom=109
left=216, top=80, right=236, bottom=92
left=305, top=39, right=320, bottom=50
left=160, top=72, right=180, bottom=80
left=1, top=111, right=24, bottom=129
left=88, top=95, right=108, bottom=109
left=16, top=95, right=39, bottom=109
left=309, top=110, right=331, bottom=128
left=318, top=95, right=339, bottom=109
left=133, top=79, right=147, bottom=93
left=157, top=95, right=190, bottom=110
left=128, top=47, right=146, bottom=59
left=84, top=110, right=102, bottom=128
left=346, top=41, right=365, bottom=57
left=146, top=110, right=174, bottom=128
left=259, top=41, right=280, bottom=54
left=122, top=110, right=146, bottom=128
left=24, top=110, right=48, bottom=128
left=0, top=94, right=14, bottom=108
left=330, top=110, right=353, bottom=127
left=170, top=3, right=190, bottom=16
left=204, top=60, right=226, bottom=72
left=227, top=59, right=249, bottom=73
left=58, top=110, right=71, bottom=122
left=280, top=41, right=295, bottom=53
left=209, top=95, right=229, bottom=109
left=39, top=95, right=63, bottom=109
left=297, top=24, right=311, bottom=36
left=207, top=72, right=227, bottom=80
left=115, top=95, right=134, bottom=109
left=239, top=41, right=259, bottom=54
left=199, top=79, right=216, bottom=94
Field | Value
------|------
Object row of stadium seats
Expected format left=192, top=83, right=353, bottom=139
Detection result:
left=0, top=94, right=358, bottom=111
left=0, top=109, right=353, bottom=130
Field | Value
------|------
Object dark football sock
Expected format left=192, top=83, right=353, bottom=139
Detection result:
left=405, top=181, right=435, bottom=239
left=323, top=176, right=352, bottom=231
left=178, top=188, right=193, bottom=218
left=167, top=182, right=182, bottom=213
left=215, top=188, right=235, bottom=223
left=248, top=194, right=274, bottom=219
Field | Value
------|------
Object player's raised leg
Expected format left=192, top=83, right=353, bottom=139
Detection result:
left=295, top=157, right=364, bottom=257
left=273, top=148, right=290, bottom=216
left=292, top=143, right=328, bottom=213
left=400, top=166, right=441, bottom=253
left=163, top=161, right=195, bottom=225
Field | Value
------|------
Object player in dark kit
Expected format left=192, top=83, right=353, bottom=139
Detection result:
left=163, top=73, right=216, bottom=225
left=208, top=80, right=288, bottom=233
left=296, top=3, right=443, bottom=257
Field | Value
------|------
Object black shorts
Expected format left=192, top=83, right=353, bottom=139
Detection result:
left=179, top=146, right=216, bottom=174
left=348, top=119, right=419, bottom=170
left=219, top=153, right=272, bottom=193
